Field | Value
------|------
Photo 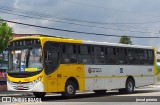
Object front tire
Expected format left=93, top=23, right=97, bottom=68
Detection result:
left=61, top=80, right=76, bottom=97
left=33, top=92, right=46, bottom=98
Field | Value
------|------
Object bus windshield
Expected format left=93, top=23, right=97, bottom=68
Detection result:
left=8, top=47, right=42, bottom=73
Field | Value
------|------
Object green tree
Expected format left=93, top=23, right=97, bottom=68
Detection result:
left=119, top=35, right=132, bottom=44
left=157, top=51, right=160, bottom=54
left=0, top=19, right=13, bottom=53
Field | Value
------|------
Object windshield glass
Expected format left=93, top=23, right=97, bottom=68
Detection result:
left=8, top=47, right=42, bottom=73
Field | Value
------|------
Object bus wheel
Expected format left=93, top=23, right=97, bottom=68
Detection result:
left=62, top=80, right=76, bottom=97
left=119, top=78, right=134, bottom=94
left=93, top=90, right=107, bottom=94
left=33, top=92, right=46, bottom=98
left=125, top=78, right=134, bottom=94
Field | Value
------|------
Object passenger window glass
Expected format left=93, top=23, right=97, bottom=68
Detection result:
left=94, top=46, right=105, bottom=64
left=105, top=47, right=117, bottom=64
left=148, top=50, right=154, bottom=65
left=62, top=44, right=77, bottom=63
left=78, top=45, right=92, bottom=64
left=128, top=49, right=139, bottom=65
left=117, top=48, right=128, bottom=65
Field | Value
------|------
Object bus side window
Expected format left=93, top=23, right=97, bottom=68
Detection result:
left=128, top=49, right=132, bottom=64
left=139, top=49, right=145, bottom=65
left=118, top=48, right=128, bottom=65
left=148, top=50, right=154, bottom=65
left=144, top=50, right=149, bottom=65
left=93, top=46, right=105, bottom=64
left=62, top=44, right=77, bottom=63
left=105, top=47, right=117, bottom=64
left=128, top=48, right=138, bottom=65
left=78, top=45, right=92, bottom=64
left=134, top=49, right=139, bottom=64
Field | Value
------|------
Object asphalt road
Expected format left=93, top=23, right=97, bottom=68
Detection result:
left=1, top=84, right=160, bottom=104
left=41, top=85, right=160, bottom=102
left=1, top=85, right=160, bottom=102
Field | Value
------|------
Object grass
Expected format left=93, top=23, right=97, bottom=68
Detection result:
left=157, top=65, right=160, bottom=73
left=157, top=65, right=160, bottom=81
left=157, top=73, right=160, bottom=81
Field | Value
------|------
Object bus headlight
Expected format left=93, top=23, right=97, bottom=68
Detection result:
left=33, top=76, right=42, bottom=84
left=7, top=79, right=11, bottom=84
left=7, top=79, right=13, bottom=85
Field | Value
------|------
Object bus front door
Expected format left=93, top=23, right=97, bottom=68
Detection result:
left=44, top=42, right=60, bottom=92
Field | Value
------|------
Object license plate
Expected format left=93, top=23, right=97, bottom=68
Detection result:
left=17, top=86, right=24, bottom=89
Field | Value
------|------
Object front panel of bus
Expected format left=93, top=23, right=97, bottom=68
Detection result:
left=7, top=39, right=45, bottom=92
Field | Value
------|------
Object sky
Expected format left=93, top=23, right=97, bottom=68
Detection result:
left=1, top=0, right=160, bottom=50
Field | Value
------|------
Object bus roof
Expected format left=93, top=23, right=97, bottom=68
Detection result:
left=83, top=40, right=154, bottom=49
left=10, top=35, right=154, bottom=49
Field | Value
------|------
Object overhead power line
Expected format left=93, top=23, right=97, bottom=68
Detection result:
left=0, top=9, right=159, bottom=34
left=1, top=5, right=160, bottom=34
left=2, top=19, right=159, bottom=39
left=0, top=5, right=160, bottom=25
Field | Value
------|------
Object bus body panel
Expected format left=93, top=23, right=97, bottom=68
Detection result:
left=7, top=79, right=44, bottom=92
left=7, top=70, right=45, bottom=92
left=84, top=65, right=155, bottom=91
left=46, top=64, right=85, bottom=92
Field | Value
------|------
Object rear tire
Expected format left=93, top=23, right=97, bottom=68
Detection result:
left=61, top=80, right=76, bottom=97
left=125, top=78, right=134, bottom=94
left=33, top=92, right=46, bottom=98
left=118, top=78, right=134, bottom=94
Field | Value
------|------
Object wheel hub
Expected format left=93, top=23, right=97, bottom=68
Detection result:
left=128, top=82, right=133, bottom=92
left=67, top=85, right=74, bottom=94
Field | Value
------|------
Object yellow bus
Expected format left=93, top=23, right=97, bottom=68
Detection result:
left=7, top=35, right=158, bottom=98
